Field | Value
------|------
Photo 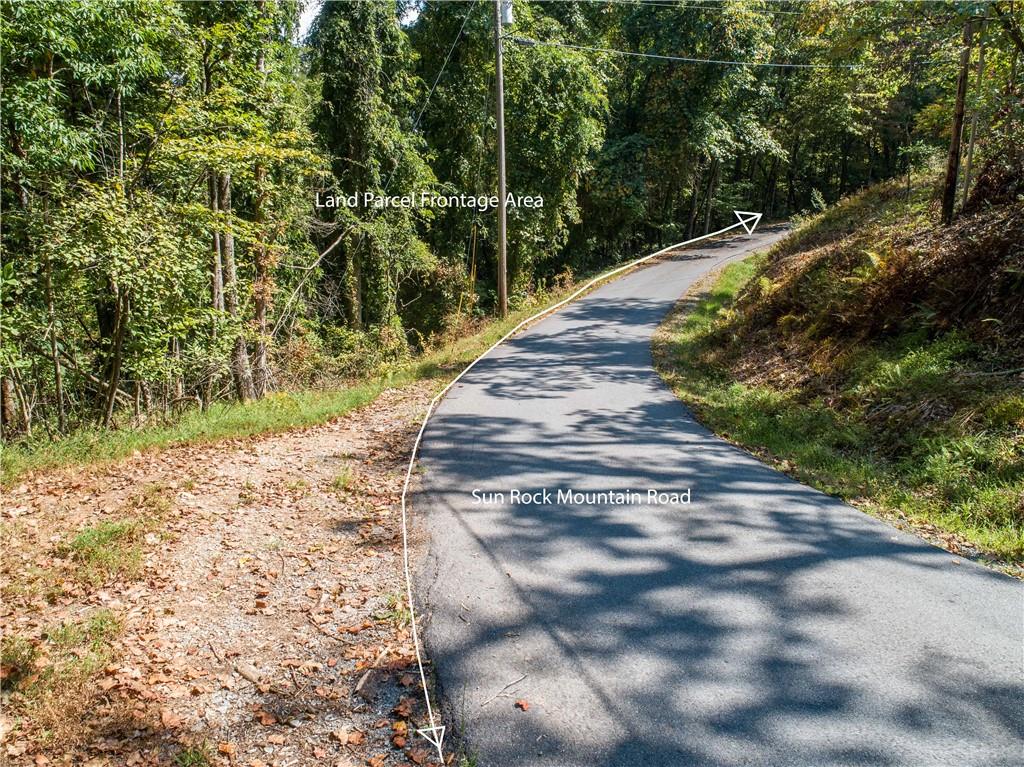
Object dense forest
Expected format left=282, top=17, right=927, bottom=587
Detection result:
left=2, top=0, right=1022, bottom=439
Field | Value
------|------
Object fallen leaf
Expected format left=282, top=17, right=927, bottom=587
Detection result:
left=160, top=708, right=182, bottom=729
left=256, top=710, right=277, bottom=726
left=393, top=697, right=414, bottom=718
left=217, top=742, right=237, bottom=756
left=347, top=730, right=366, bottom=745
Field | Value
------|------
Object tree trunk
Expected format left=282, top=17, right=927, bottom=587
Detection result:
left=839, top=135, right=851, bottom=196
left=209, top=172, right=224, bottom=312
left=786, top=136, right=801, bottom=214
left=171, top=338, right=183, bottom=400
left=252, top=164, right=272, bottom=398
left=703, top=159, right=720, bottom=235
left=764, top=157, right=780, bottom=218
left=942, top=19, right=975, bottom=225
left=219, top=172, right=256, bottom=402
left=962, top=12, right=988, bottom=208
left=10, top=367, right=32, bottom=437
left=44, top=254, right=66, bottom=433
left=102, top=291, right=129, bottom=428
left=686, top=161, right=703, bottom=240
left=1, top=376, right=18, bottom=437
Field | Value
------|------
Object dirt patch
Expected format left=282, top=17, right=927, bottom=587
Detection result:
left=2, top=384, right=448, bottom=767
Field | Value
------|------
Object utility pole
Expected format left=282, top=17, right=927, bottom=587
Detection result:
left=493, top=0, right=509, bottom=318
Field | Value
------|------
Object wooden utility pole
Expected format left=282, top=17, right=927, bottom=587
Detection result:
left=942, top=18, right=975, bottom=225
left=493, top=0, right=508, bottom=318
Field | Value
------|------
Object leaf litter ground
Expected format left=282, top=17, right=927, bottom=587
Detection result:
left=2, top=384, right=448, bottom=767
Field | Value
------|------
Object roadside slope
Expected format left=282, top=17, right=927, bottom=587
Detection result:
left=654, top=176, right=1023, bottom=568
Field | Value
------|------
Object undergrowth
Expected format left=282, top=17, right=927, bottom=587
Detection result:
left=0, top=284, right=581, bottom=485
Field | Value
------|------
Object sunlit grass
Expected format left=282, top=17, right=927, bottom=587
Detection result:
left=2, top=610, right=124, bottom=747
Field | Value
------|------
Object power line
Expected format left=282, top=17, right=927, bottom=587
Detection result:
left=511, top=35, right=867, bottom=68
left=591, top=0, right=808, bottom=15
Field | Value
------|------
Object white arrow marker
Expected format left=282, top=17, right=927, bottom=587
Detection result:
left=398, top=210, right=764, bottom=762
left=734, top=210, right=763, bottom=234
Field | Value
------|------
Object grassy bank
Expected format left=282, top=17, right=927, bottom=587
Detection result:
left=654, top=179, right=1023, bottom=566
left=0, top=290, right=570, bottom=485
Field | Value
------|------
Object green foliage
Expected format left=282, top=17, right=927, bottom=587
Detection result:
left=410, top=0, right=605, bottom=303
left=3, top=0, right=1021, bottom=460
left=1, top=278, right=582, bottom=483
left=309, top=0, right=435, bottom=330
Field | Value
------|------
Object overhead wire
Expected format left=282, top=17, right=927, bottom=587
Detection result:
left=510, top=35, right=867, bottom=68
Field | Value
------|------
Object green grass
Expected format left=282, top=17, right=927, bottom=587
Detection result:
left=330, top=463, right=353, bottom=491
left=377, top=591, right=412, bottom=627
left=0, top=288, right=584, bottom=485
left=1, top=386, right=386, bottom=485
left=3, top=610, right=124, bottom=746
left=48, top=483, right=171, bottom=586
left=174, top=744, right=213, bottom=767
left=63, top=520, right=144, bottom=583
left=654, top=259, right=1024, bottom=565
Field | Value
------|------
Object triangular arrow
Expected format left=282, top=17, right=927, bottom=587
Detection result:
left=417, top=725, right=446, bottom=760
left=733, top=210, right=763, bottom=234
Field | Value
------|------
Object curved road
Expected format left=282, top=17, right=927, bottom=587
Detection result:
left=416, top=227, right=1023, bottom=767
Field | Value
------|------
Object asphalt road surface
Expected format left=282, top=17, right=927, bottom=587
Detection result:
left=416, top=226, right=1023, bottom=767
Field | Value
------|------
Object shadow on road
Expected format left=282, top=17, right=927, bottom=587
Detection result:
left=416, top=241, right=1022, bottom=766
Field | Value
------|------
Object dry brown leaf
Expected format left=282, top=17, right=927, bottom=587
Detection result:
left=160, top=708, right=183, bottom=729
left=407, top=747, right=429, bottom=765
left=393, top=697, right=414, bottom=718
left=256, top=710, right=277, bottom=726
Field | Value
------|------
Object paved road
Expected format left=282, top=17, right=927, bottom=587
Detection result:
left=416, top=227, right=1023, bottom=767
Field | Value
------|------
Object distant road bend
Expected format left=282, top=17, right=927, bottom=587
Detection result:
left=417, top=227, right=1024, bottom=767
